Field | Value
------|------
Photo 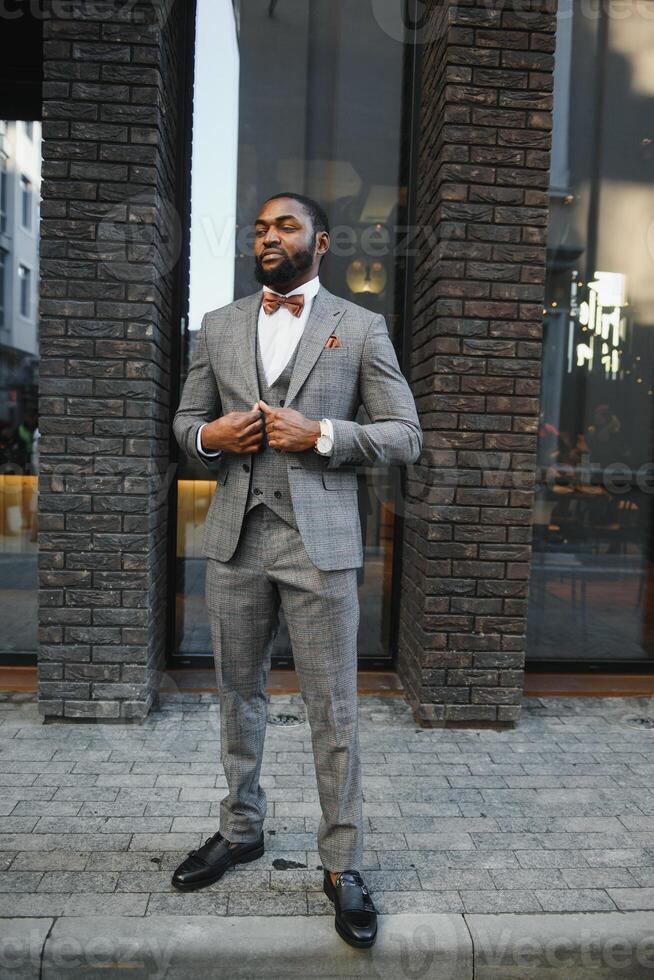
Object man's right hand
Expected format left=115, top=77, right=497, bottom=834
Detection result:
left=200, top=403, right=264, bottom=454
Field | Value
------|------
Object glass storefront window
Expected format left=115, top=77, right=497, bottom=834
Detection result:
left=174, top=0, right=415, bottom=667
left=0, top=119, right=41, bottom=660
left=527, top=0, right=654, bottom=664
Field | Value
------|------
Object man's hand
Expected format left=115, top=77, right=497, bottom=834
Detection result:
left=258, top=399, right=321, bottom=452
left=200, top=403, right=264, bottom=454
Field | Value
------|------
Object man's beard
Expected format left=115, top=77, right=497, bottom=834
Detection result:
left=254, top=242, right=315, bottom=289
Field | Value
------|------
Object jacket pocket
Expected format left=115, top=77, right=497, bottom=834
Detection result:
left=322, top=470, right=358, bottom=492
left=209, top=459, right=230, bottom=486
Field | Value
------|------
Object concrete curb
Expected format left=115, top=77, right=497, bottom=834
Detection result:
left=468, top=911, right=654, bottom=979
left=2, top=911, right=654, bottom=979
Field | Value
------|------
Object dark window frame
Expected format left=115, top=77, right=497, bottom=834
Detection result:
left=167, top=0, right=424, bottom=673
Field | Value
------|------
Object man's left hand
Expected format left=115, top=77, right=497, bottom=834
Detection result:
left=258, top=399, right=320, bottom=452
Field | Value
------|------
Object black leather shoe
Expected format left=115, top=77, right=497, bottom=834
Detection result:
left=171, top=829, right=264, bottom=891
left=323, top=868, right=378, bottom=948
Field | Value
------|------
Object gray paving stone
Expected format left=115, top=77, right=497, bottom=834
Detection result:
left=460, top=889, right=542, bottom=913
left=494, top=816, right=626, bottom=833
left=0, top=893, right=68, bottom=916
left=444, top=850, right=521, bottom=869
left=535, top=888, right=617, bottom=911
left=260, top=833, right=316, bottom=851
left=370, top=816, right=499, bottom=833
left=85, top=851, right=165, bottom=872
left=9, top=851, right=89, bottom=871
left=0, top=852, right=15, bottom=871
left=583, top=848, right=654, bottom=867
left=227, top=891, right=308, bottom=915
left=397, top=801, right=462, bottom=816
left=371, top=889, right=465, bottom=913
left=127, top=834, right=199, bottom=852
left=11, top=802, right=82, bottom=817
left=145, top=892, right=229, bottom=914
left=273, top=801, right=327, bottom=818
left=447, top=776, right=509, bottom=788
left=0, top=801, right=19, bottom=816
left=619, top=814, right=654, bottom=831
left=36, top=871, right=118, bottom=892
left=172, top=815, right=304, bottom=834
left=364, top=868, right=421, bottom=892
left=0, top=818, right=39, bottom=833
left=0, top=833, right=131, bottom=851
left=173, top=787, right=234, bottom=801
left=103, top=817, right=173, bottom=833
left=62, top=892, right=148, bottom=916
left=0, top=871, right=43, bottom=892
left=115, top=871, right=178, bottom=892
left=607, top=887, right=654, bottom=911
left=561, top=868, right=640, bottom=889
left=488, top=868, right=568, bottom=889
left=628, top=867, right=654, bottom=887
left=116, top=786, right=180, bottom=800
left=404, top=832, right=475, bottom=850
left=516, top=849, right=590, bottom=868
left=0, top=787, right=57, bottom=799
left=32, top=817, right=107, bottom=834
left=262, top=867, right=317, bottom=891
left=307, top=849, right=378, bottom=871
left=77, top=802, right=146, bottom=817
left=418, top=868, right=495, bottom=890
left=50, top=788, right=118, bottom=801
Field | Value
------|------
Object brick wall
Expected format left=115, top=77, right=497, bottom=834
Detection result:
left=398, top=0, right=557, bottom=725
left=37, top=1, right=191, bottom=720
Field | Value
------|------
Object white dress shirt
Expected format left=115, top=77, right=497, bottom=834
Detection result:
left=197, top=274, right=334, bottom=457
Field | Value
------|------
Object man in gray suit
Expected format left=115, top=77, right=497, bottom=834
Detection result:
left=171, top=192, right=422, bottom=948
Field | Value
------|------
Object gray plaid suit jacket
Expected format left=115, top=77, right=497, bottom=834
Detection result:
left=173, top=283, right=423, bottom=570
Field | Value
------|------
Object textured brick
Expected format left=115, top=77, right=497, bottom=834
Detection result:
left=38, top=0, right=190, bottom=722
left=398, top=0, right=554, bottom=726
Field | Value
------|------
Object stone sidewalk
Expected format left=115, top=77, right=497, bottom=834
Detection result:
left=1, top=687, right=654, bottom=976
left=2, top=688, right=654, bottom=916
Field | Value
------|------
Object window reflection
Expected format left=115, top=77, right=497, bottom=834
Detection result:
left=527, top=0, right=654, bottom=663
left=175, top=0, right=413, bottom=667
left=0, top=119, right=41, bottom=659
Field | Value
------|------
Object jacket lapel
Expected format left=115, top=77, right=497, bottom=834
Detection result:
left=231, top=284, right=347, bottom=410
left=232, top=290, right=263, bottom=407
left=285, top=285, right=346, bottom=409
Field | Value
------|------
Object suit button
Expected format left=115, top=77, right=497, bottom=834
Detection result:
left=279, top=399, right=284, bottom=406
left=254, top=487, right=262, bottom=495
left=242, top=463, right=249, bottom=472
left=274, top=491, right=281, bottom=498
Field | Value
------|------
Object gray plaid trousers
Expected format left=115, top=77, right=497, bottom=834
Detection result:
left=205, top=502, right=363, bottom=872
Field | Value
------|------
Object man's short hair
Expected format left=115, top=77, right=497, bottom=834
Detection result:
left=263, top=191, right=330, bottom=237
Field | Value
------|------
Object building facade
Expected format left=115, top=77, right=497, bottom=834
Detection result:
left=0, top=0, right=652, bottom=726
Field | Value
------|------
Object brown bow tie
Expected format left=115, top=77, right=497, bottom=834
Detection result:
left=262, top=291, right=305, bottom=318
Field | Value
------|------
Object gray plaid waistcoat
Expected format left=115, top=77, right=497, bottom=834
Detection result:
left=244, top=328, right=301, bottom=529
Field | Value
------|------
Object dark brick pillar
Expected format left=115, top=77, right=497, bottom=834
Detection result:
left=37, top=2, right=191, bottom=721
left=398, top=0, right=556, bottom=726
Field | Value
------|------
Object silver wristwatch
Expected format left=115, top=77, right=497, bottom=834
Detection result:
left=313, top=418, right=334, bottom=455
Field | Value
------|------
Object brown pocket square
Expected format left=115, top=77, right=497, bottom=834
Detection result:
left=324, top=335, right=343, bottom=348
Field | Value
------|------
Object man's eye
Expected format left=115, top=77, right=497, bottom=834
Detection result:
left=282, top=226, right=295, bottom=231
